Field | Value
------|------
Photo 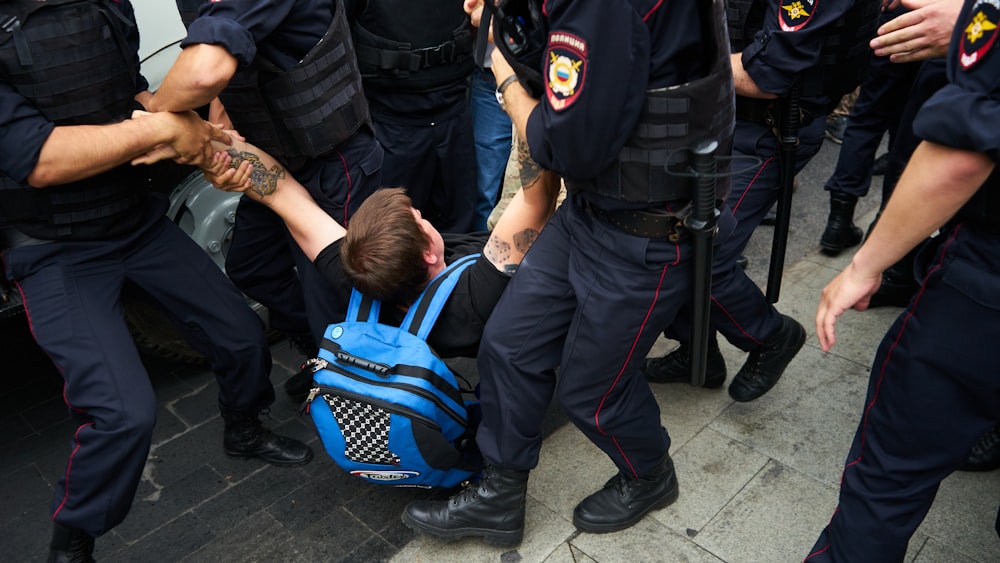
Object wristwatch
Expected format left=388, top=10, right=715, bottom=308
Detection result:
left=495, top=74, right=519, bottom=112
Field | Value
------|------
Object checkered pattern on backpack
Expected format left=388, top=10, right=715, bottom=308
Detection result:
left=324, top=394, right=401, bottom=465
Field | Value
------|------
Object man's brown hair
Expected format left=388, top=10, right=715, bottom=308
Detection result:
left=340, top=188, right=431, bottom=306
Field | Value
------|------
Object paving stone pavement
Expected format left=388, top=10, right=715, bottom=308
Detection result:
left=4, top=138, right=1000, bottom=562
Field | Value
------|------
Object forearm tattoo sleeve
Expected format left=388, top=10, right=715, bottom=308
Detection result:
left=226, top=149, right=286, bottom=197
left=515, top=136, right=543, bottom=190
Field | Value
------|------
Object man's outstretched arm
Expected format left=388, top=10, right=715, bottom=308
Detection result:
left=204, top=140, right=346, bottom=261
left=483, top=136, right=561, bottom=274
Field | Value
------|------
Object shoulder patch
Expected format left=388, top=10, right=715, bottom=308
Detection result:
left=545, top=32, right=587, bottom=112
left=779, top=0, right=815, bottom=32
left=959, top=0, right=999, bottom=70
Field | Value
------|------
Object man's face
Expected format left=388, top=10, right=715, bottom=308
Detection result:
left=410, top=207, right=445, bottom=265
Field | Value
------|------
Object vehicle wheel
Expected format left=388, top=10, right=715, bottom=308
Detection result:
left=124, top=170, right=276, bottom=364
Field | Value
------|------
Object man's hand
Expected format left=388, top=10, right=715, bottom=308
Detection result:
left=815, top=262, right=883, bottom=352
left=203, top=150, right=253, bottom=192
left=464, top=0, right=484, bottom=26
left=871, top=0, right=963, bottom=62
left=130, top=110, right=232, bottom=167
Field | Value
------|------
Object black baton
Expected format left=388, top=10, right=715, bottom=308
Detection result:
left=765, top=83, right=800, bottom=303
left=685, top=141, right=719, bottom=387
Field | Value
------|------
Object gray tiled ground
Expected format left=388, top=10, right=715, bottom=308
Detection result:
left=5, top=137, right=1000, bottom=562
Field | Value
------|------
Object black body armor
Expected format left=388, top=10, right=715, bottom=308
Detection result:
left=219, top=0, right=370, bottom=171
left=568, top=0, right=735, bottom=203
left=0, top=0, right=147, bottom=240
left=352, top=0, right=474, bottom=93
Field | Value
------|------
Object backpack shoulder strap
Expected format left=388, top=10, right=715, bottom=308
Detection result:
left=346, top=287, right=381, bottom=324
left=401, top=253, right=479, bottom=341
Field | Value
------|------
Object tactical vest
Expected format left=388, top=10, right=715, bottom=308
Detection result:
left=569, top=0, right=735, bottom=203
left=0, top=0, right=147, bottom=240
left=352, top=0, right=473, bottom=93
left=727, top=0, right=879, bottom=109
left=219, top=0, right=370, bottom=172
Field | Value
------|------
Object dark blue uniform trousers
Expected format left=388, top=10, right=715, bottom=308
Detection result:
left=666, top=117, right=825, bottom=349
left=807, top=223, right=1000, bottom=562
left=476, top=194, right=746, bottom=477
left=824, top=18, right=920, bottom=199
left=373, top=99, right=478, bottom=234
left=1, top=197, right=273, bottom=538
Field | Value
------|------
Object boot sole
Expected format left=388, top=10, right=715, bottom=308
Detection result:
left=572, top=483, right=679, bottom=534
left=400, top=512, right=523, bottom=547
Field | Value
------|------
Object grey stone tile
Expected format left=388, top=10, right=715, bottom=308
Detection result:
left=267, top=507, right=374, bottom=562
left=168, top=380, right=220, bottom=427
left=20, top=395, right=69, bottom=433
left=340, top=535, right=398, bottom=563
left=184, top=510, right=292, bottom=562
left=191, top=464, right=309, bottom=534
left=710, top=344, right=869, bottom=487
left=0, top=463, right=52, bottom=527
left=527, top=423, right=619, bottom=519
left=107, top=512, right=215, bottom=562
left=912, top=537, right=983, bottom=563
left=1, top=418, right=75, bottom=480
left=151, top=420, right=258, bottom=486
left=0, top=412, right=33, bottom=447
left=2, top=494, right=55, bottom=559
left=344, top=486, right=438, bottom=540
left=389, top=496, right=575, bottom=563
left=266, top=475, right=370, bottom=532
left=916, top=469, right=1000, bottom=562
left=651, top=428, right=770, bottom=536
left=694, top=460, right=838, bottom=562
left=572, top=517, right=724, bottom=563
left=113, top=464, right=230, bottom=543
left=542, top=543, right=598, bottom=563
left=150, top=403, right=188, bottom=445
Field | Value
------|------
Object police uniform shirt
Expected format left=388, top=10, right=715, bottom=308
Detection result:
left=522, top=0, right=707, bottom=211
left=182, top=0, right=333, bottom=70
left=739, top=0, right=860, bottom=98
left=913, top=0, right=1000, bottom=160
left=313, top=232, right=508, bottom=358
left=0, top=0, right=147, bottom=189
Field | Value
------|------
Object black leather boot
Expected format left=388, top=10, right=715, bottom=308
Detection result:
left=959, top=424, right=1000, bottom=472
left=729, top=314, right=806, bottom=402
left=573, top=453, right=679, bottom=533
left=642, top=335, right=727, bottom=388
left=402, top=465, right=529, bottom=546
left=219, top=404, right=313, bottom=466
left=48, top=523, right=95, bottom=563
left=819, top=191, right=863, bottom=256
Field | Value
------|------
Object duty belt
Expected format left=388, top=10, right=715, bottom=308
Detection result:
left=585, top=201, right=688, bottom=241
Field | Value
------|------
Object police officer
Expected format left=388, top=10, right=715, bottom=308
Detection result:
left=818, top=5, right=921, bottom=257
left=150, top=0, right=384, bottom=347
left=347, top=0, right=479, bottom=234
left=806, top=0, right=1000, bottom=556
left=402, top=0, right=736, bottom=544
left=643, top=0, right=879, bottom=400
left=0, top=0, right=312, bottom=559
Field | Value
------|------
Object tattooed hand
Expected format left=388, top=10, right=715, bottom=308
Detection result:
left=226, top=149, right=286, bottom=197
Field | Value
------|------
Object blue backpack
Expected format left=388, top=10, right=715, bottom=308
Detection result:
left=307, top=255, right=482, bottom=488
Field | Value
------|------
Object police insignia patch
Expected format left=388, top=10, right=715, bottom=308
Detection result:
left=959, top=0, right=999, bottom=70
left=779, top=0, right=815, bottom=32
left=545, top=32, right=587, bottom=111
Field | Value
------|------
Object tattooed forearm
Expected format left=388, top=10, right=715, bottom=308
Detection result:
left=512, top=228, right=539, bottom=254
left=226, top=148, right=286, bottom=197
left=484, top=236, right=513, bottom=273
left=515, top=136, right=543, bottom=189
